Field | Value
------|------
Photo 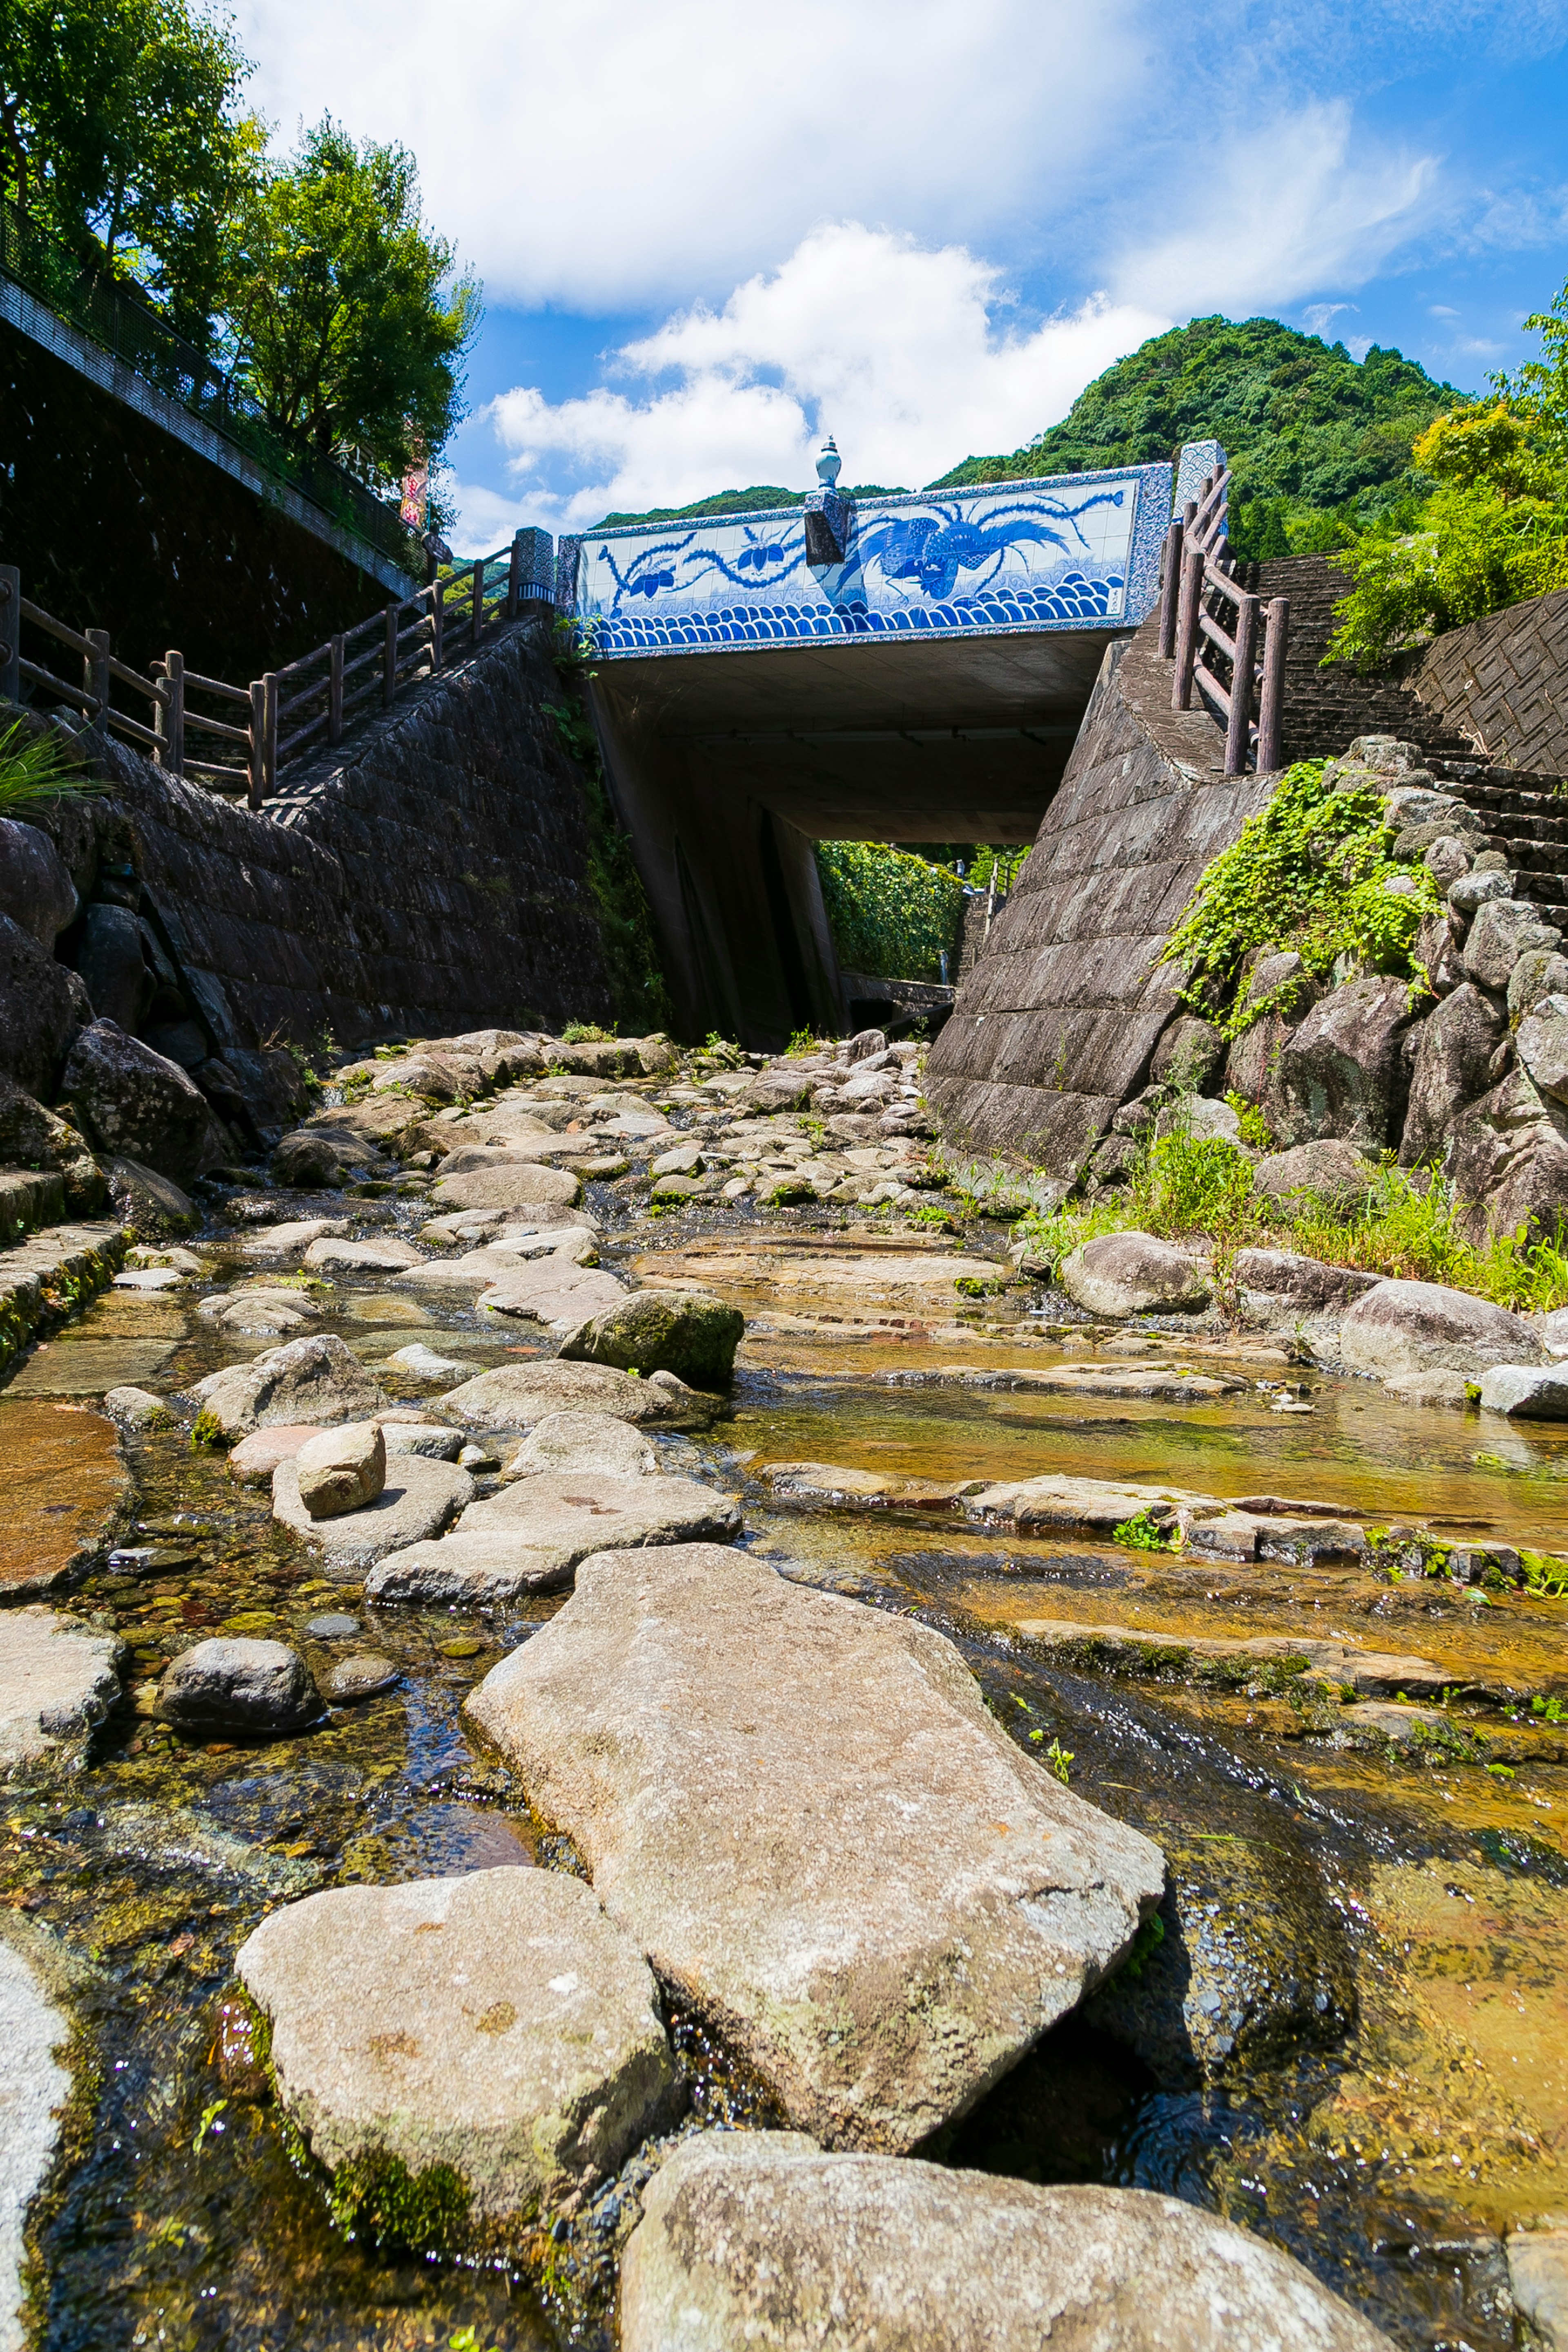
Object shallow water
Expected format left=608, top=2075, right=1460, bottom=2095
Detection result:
left=4, top=1180, right=1567, bottom=2351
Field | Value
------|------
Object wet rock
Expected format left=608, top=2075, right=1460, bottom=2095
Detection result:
left=304, top=1612, right=360, bottom=1638
left=1383, top=1368, right=1472, bottom=1408
left=105, top=1155, right=197, bottom=1240
left=1507, top=2229, right=1568, bottom=2351
left=650, top=1143, right=704, bottom=1178
left=227, top=1425, right=323, bottom=1485
left=157, top=1638, right=321, bottom=1736
left=650, top=1172, right=704, bottom=1203
left=295, top=1422, right=387, bottom=1519
left=102, top=1384, right=176, bottom=1429
left=1252, top=1137, right=1376, bottom=1219
left=236, top=1867, right=675, bottom=2223
left=1446, top=1068, right=1568, bottom=1243
left=187, top=1334, right=386, bottom=1439
left=238, top=1217, right=350, bottom=1258
left=1058, top=1232, right=1210, bottom=1318
left=379, top=1421, right=462, bottom=1461
left=558, top=1287, right=745, bottom=1387
left=323, top=1655, right=400, bottom=1702
left=1233, top=1250, right=1380, bottom=1310
left=432, top=1163, right=581, bottom=1212
left=1274, top=976, right=1413, bottom=1150
left=0, top=1931, right=72, bottom=2350
left=200, top=1286, right=317, bottom=1336
left=466, top=1544, right=1163, bottom=2152
left=364, top=1528, right=579, bottom=1602
left=1463, top=897, right=1563, bottom=992
left=478, top=1261, right=628, bottom=1327
left=503, top=1410, right=656, bottom=1480
left=441, top=1358, right=718, bottom=1430
left=0, top=910, right=91, bottom=1099
left=619, top=2137, right=1394, bottom=2352
left=62, top=1021, right=230, bottom=1183
left=272, top=1455, right=474, bottom=1576
left=1477, top=1363, right=1568, bottom=1419
left=1341, top=1699, right=1448, bottom=1744
left=1339, top=1279, right=1546, bottom=1380
left=379, top=1343, right=471, bottom=1382
left=270, top=1128, right=376, bottom=1188
left=301, top=1236, right=423, bottom=1273
left=0, top=1606, right=123, bottom=1769
left=1399, top=982, right=1507, bottom=1167
left=1149, top=1013, right=1224, bottom=1092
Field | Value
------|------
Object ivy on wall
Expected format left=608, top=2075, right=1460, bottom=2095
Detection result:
left=814, top=841, right=965, bottom=982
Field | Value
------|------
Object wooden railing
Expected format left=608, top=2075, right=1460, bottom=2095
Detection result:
left=1157, top=466, right=1289, bottom=775
left=0, top=531, right=552, bottom=808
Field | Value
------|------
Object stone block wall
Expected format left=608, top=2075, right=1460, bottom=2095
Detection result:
left=925, top=617, right=1276, bottom=1173
left=1410, top=587, right=1568, bottom=777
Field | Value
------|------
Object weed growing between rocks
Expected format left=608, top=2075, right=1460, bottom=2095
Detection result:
left=1159, top=760, right=1440, bottom=1026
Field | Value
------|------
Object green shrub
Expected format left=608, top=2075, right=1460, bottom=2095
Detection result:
left=814, top=841, right=964, bottom=981
left=1159, top=760, right=1439, bottom=1027
left=0, top=721, right=102, bottom=815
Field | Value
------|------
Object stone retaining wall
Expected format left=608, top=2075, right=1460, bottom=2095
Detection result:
left=925, top=617, right=1276, bottom=1172
left=1410, top=587, right=1568, bottom=777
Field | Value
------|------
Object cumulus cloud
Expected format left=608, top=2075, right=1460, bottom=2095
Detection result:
left=453, top=226, right=1170, bottom=547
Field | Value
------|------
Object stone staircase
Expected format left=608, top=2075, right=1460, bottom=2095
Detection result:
left=1248, top=552, right=1568, bottom=921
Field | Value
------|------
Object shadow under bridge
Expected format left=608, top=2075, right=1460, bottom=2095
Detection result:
left=559, top=444, right=1216, bottom=1047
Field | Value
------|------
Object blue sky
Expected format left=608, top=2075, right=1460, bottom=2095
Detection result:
left=233, top=0, right=1568, bottom=552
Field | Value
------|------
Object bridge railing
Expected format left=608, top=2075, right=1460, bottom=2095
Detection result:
left=0, top=531, right=554, bottom=807
left=1158, top=468, right=1289, bottom=775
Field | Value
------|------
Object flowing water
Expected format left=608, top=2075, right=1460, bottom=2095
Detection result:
left=4, top=1176, right=1567, bottom=2352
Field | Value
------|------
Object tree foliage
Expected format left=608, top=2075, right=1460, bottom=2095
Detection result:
left=931, top=316, right=1459, bottom=559
left=814, top=842, right=964, bottom=982
left=225, top=118, right=479, bottom=488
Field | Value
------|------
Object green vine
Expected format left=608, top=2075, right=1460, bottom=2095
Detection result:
left=814, top=840, right=964, bottom=982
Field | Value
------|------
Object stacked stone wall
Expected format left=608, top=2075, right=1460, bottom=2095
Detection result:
left=1410, top=587, right=1568, bottom=777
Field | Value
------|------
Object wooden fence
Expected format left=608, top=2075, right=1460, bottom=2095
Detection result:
left=1157, top=466, right=1289, bottom=775
left=0, top=529, right=552, bottom=809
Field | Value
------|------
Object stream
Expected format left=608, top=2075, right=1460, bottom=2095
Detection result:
left=3, top=1157, right=1567, bottom=2352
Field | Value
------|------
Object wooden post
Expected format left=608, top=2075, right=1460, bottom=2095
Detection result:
left=247, top=680, right=265, bottom=808
left=1256, top=596, right=1290, bottom=774
left=262, top=670, right=278, bottom=798
left=84, top=626, right=110, bottom=726
left=0, top=567, right=18, bottom=704
left=429, top=579, right=443, bottom=673
left=506, top=532, right=524, bottom=622
left=1158, top=518, right=1184, bottom=658
left=329, top=634, right=345, bottom=744
left=1171, top=546, right=1204, bottom=711
left=383, top=605, right=398, bottom=706
left=471, top=557, right=484, bottom=645
left=1226, top=592, right=1259, bottom=776
left=156, top=650, right=185, bottom=776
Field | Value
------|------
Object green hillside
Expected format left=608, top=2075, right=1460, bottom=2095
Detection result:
left=930, top=315, right=1463, bottom=559
left=595, top=482, right=904, bottom=528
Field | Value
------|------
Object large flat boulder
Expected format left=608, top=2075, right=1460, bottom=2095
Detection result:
left=235, top=1869, right=674, bottom=2227
left=1058, top=1232, right=1210, bottom=1318
left=559, top=1288, right=745, bottom=1387
left=431, top=1164, right=581, bottom=1212
left=478, top=1261, right=628, bottom=1327
left=0, top=1606, right=123, bottom=1771
left=0, top=1933, right=72, bottom=2350
left=439, top=1359, right=718, bottom=1430
left=367, top=1467, right=739, bottom=1603
left=1338, top=1278, right=1546, bottom=1380
left=364, top=1528, right=580, bottom=1603
left=465, top=1544, right=1164, bottom=2153
left=619, top=2136, right=1394, bottom=2352
left=187, top=1334, right=386, bottom=1439
left=272, top=1456, right=474, bottom=1576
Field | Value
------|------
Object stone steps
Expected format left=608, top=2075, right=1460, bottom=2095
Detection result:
left=0, top=1220, right=129, bottom=1380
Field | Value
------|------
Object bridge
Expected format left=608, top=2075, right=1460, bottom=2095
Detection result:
left=562, top=442, right=1221, bottom=1043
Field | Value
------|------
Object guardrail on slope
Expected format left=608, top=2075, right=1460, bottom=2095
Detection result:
left=1156, top=465, right=1290, bottom=775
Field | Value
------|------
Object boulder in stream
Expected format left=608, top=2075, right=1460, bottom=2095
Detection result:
left=439, top=1358, right=717, bottom=1430
left=157, top=1638, right=321, bottom=1737
left=272, top=1456, right=473, bottom=1576
left=558, top=1287, right=745, bottom=1387
left=503, top=1410, right=657, bottom=1481
left=0, top=1606, right=123, bottom=1771
left=1339, top=1279, right=1546, bottom=1380
left=295, top=1422, right=387, bottom=1519
left=619, top=2135, right=1395, bottom=2352
left=1057, top=1232, right=1210, bottom=1318
left=187, top=1333, right=386, bottom=1439
left=366, top=1471, right=739, bottom=1604
left=465, top=1543, right=1164, bottom=2152
left=235, top=1868, right=675, bottom=2227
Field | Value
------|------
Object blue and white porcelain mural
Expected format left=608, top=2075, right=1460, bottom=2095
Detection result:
left=568, top=452, right=1173, bottom=658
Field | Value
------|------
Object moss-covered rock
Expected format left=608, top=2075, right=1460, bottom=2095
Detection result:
left=558, top=1287, right=744, bottom=1389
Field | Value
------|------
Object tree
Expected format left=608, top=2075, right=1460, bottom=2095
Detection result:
left=224, top=118, right=479, bottom=489
left=0, top=0, right=259, bottom=339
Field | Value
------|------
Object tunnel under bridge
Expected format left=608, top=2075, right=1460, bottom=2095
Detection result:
left=558, top=442, right=1220, bottom=1046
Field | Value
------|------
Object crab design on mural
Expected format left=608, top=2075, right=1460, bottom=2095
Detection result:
left=857, top=491, right=1125, bottom=602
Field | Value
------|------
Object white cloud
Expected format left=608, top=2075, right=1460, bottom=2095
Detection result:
left=231, top=0, right=1144, bottom=312
left=1111, top=102, right=1439, bottom=314
left=1301, top=301, right=1357, bottom=333
left=453, top=226, right=1169, bottom=549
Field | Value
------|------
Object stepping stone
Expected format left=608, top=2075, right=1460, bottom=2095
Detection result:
left=380, top=1344, right=472, bottom=1381
left=619, top=2135, right=1395, bottom=2352
left=301, top=1237, right=425, bottom=1272
left=188, top=1334, right=385, bottom=1439
left=272, top=1457, right=474, bottom=1576
left=367, top=1472, right=739, bottom=1605
left=227, top=1425, right=323, bottom=1486
left=479, top=1263, right=628, bottom=1326
left=235, top=1868, right=675, bottom=2225
left=0, top=1606, right=123, bottom=1769
left=0, top=1936, right=72, bottom=2350
left=432, top=1165, right=581, bottom=1212
left=113, top=1267, right=184, bottom=1291
left=7, top=1338, right=178, bottom=1397
left=441, top=1360, right=717, bottom=1430
left=397, top=1248, right=552, bottom=1292
left=102, top=1385, right=177, bottom=1430
left=238, top=1218, right=350, bottom=1258
left=157, top=1637, right=321, bottom=1737
left=323, top=1654, right=400, bottom=1702
left=504, top=1410, right=656, bottom=1481
left=466, top=1544, right=1164, bottom=2152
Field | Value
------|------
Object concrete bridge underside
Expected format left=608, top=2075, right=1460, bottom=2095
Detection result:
left=591, top=625, right=1125, bottom=1049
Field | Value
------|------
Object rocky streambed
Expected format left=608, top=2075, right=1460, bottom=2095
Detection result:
left=1, top=1050, right=1567, bottom=2351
